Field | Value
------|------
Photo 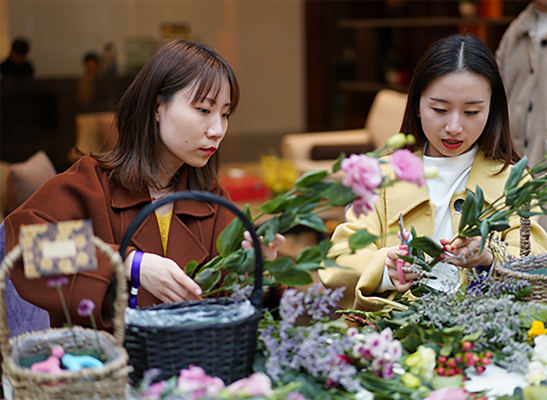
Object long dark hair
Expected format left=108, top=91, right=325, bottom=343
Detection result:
left=95, top=39, right=240, bottom=191
left=401, top=35, right=519, bottom=171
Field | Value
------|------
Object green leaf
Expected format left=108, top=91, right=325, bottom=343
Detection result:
left=295, top=244, right=322, bottom=264
left=479, top=219, right=490, bottom=252
left=224, top=272, right=238, bottom=287
left=265, top=256, right=294, bottom=274
left=408, top=236, right=444, bottom=259
left=184, top=260, right=198, bottom=276
left=431, top=375, right=465, bottom=390
left=332, top=152, right=346, bottom=173
left=219, top=251, right=243, bottom=271
left=295, top=170, right=328, bottom=187
left=233, top=248, right=256, bottom=275
left=272, top=268, right=313, bottom=287
left=349, top=229, right=379, bottom=252
left=504, top=156, right=528, bottom=195
left=458, top=189, right=476, bottom=232
left=490, top=219, right=510, bottom=232
left=217, top=204, right=249, bottom=256
left=327, top=182, right=358, bottom=206
left=294, top=213, right=327, bottom=232
left=474, top=186, right=484, bottom=221
left=194, top=269, right=222, bottom=292
left=257, top=195, right=289, bottom=214
left=256, top=216, right=280, bottom=243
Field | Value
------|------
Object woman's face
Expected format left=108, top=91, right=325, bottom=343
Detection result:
left=419, top=71, right=491, bottom=157
left=156, top=79, right=231, bottom=173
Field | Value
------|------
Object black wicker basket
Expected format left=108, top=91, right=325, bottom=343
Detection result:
left=119, top=191, right=263, bottom=384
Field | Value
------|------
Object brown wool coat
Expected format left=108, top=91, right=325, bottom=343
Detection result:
left=4, top=156, right=235, bottom=331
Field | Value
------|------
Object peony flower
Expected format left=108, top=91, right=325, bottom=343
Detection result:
left=525, top=360, right=547, bottom=386
left=47, top=276, right=69, bottom=288
left=140, top=381, right=167, bottom=400
left=77, top=298, right=95, bottom=317
left=178, top=365, right=225, bottom=398
left=404, top=345, right=436, bottom=380
left=532, top=334, right=547, bottom=364
left=227, top=372, right=274, bottom=397
left=389, top=149, right=425, bottom=187
left=425, top=387, right=467, bottom=400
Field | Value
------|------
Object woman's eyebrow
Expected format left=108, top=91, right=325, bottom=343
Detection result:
left=428, top=97, right=485, bottom=105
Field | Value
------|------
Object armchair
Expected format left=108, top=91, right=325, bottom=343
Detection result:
left=281, top=89, right=407, bottom=176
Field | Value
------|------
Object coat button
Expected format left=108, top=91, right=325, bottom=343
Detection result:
left=525, top=139, right=529, bottom=148
left=528, top=103, right=533, bottom=112
left=454, top=198, right=464, bottom=212
left=541, top=39, right=547, bottom=47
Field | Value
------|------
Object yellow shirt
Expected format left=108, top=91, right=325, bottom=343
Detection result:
left=155, top=209, right=173, bottom=256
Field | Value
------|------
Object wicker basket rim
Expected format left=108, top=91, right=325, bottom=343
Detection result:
left=126, top=306, right=261, bottom=332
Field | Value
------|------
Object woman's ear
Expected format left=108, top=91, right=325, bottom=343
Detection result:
left=156, top=98, right=162, bottom=122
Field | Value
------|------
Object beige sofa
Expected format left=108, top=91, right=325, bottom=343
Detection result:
left=281, top=89, right=408, bottom=176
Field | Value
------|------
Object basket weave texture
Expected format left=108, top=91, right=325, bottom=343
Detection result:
left=493, top=210, right=547, bottom=304
left=494, top=253, right=547, bottom=303
left=0, top=236, right=132, bottom=400
left=120, top=191, right=264, bottom=385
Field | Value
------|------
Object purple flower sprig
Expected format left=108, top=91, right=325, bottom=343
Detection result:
left=78, top=298, right=104, bottom=360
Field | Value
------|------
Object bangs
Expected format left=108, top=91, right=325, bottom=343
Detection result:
left=189, top=60, right=240, bottom=113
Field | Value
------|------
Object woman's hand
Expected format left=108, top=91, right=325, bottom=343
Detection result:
left=241, top=231, right=286, bottom=261
left=439, top=237, right=494, bottom=269
left=125, top=251, right=202, bottom=303
left=386, top=246, right=421, bottom=292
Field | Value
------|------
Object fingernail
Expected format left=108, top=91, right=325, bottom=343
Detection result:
left=451, top=245, right=455, bottom=251
left=195, top=288, right=202, bottom=296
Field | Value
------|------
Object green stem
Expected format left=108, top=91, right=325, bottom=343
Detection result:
left=89, top=314, right=105, bottom=361
left=56, top=286, right=77, bottom=345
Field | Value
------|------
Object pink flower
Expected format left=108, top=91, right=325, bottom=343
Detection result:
left=140, top=381, right=166, bottom=399
left=341, top=154, right=382, bottom=217
left=287, top=393, right=306, bottom=400
left=77, top=299, right=95, bottom=317
left=47, top=276, right=69, bottom=288
left=341, top=154, right=382, bottom=195
left=177, top=365, right=225, bottom=398
left=425, top=387, right=468, bottom=400
left=227, top=372, right=274, bottom=397
left=389, top=149, right=425, bottom=187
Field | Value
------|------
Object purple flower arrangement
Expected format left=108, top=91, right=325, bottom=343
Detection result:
left=258, top=284, right=403, bottom=395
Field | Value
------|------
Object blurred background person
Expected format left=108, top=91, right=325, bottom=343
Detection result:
left=496, top=0, right=547, bottom=168
left=78, top=51, right=100, bottom=111
left=0, top=37, right=34, bottom=77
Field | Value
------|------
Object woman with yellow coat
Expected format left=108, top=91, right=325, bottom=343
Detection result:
left=319, top=35, right=547, bottom=312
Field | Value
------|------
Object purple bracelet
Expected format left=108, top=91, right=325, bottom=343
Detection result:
left=129, top=251, right=144, bottom=309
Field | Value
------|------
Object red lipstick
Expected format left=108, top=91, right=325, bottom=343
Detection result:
left=201, top=147, right=217, bottom=155
left=442, top=139, right=463, bottom=150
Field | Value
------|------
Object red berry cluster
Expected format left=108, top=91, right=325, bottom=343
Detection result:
left=435, top=342, right=493, bottom=377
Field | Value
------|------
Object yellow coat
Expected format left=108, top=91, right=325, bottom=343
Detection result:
left=319, top=150, right=547, bottom=311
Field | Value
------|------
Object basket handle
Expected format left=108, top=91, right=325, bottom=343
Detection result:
left=118, top=191, right=264, bottom=310
left=0, top=236, right=128, bottom=360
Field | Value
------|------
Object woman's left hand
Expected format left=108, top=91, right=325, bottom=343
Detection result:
left=439, top=236, right=494, bottom=269
left=241, top=231, right=286, bottom=261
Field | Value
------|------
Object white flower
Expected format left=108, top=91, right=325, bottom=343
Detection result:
left=380, top=328, right=393, bottom=342
left=532, top=335, right=547, bottom=364
left=354, top=389, right=374, bottom=400
left=525, top=360, right=547, bottom=386
left=385, top=340, right=403, bottom=362
left=365, top=332, right=387, bottom=358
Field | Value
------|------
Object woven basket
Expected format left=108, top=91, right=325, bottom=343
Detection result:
left=120, top=191, right=264, bottom=384
left=493, top=211, right=547, bottom=303
left=0, top=236, right=132, bottom=400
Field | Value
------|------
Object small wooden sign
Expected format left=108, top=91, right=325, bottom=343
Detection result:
left=20, top=220, right=98, bottom=278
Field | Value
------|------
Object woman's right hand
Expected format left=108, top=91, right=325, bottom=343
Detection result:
left=125, top=251, right=202, bottom=303
left=385, top=246, right=420, bottom=292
